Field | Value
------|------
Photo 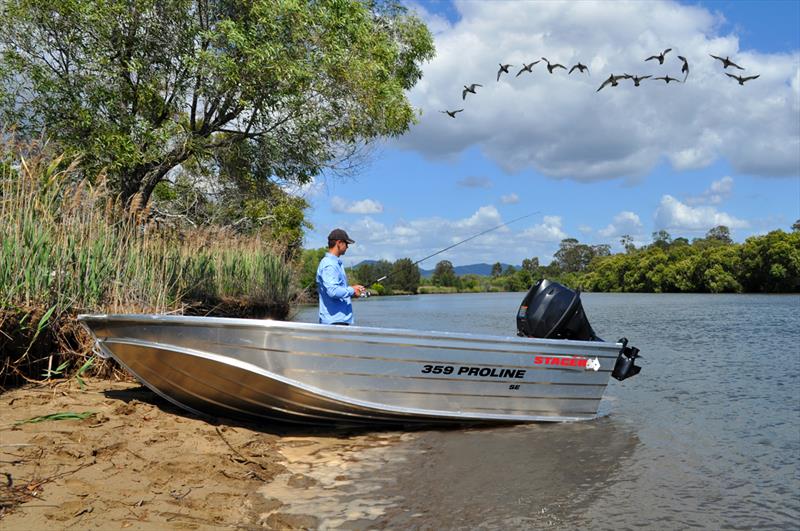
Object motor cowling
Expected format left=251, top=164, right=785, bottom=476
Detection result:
left=516, top=279, right=599, bottom=341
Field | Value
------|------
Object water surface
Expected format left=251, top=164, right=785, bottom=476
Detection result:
left=285, top=293, right=799, bottom=529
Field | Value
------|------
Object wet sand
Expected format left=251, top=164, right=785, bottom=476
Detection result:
left=1, top=378, right=632, bottom=530
left=0, top=379, right=412, bottom=530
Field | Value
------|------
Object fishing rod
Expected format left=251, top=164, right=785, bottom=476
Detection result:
left=364, top=210, right=540, bottom=288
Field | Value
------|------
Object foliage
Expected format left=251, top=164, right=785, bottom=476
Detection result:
left=417, top=285, right=457, bottom=294
left=0, top=0, right=435, bottom=224
left=705, top=225, right=733, bottom=245
left=1, top=136, right=297, bottom=384
left=298, top=247, right=328, bottom=295
left=491, top=262, right=503, bottom=277
left=553, top=238, right=610, bottom=273
left=300, top=223, right=798, bottom=298
left=739, top=230, right=800, bottom=292
left=577, top=229, right=798, bottom=293
left=432, top=260, right=458, bottom=287
left=369, top=282, right=386, bottom=296
left=153, top=160, right=313, bottom=251
left=347, top=258, right=419, bottom=295
left=350, top=260, right=391, bottom=289
left=390, top=258, right=421, bottom=293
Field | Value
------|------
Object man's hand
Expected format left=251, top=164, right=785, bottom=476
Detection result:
left=352, top=284, right=366, bottom=297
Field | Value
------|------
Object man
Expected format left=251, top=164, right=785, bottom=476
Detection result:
left=317, top=228, right=366, bottom=325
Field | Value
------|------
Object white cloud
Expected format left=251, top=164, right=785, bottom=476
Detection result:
left=685, top=176, right=734, bottom=205
left=331, top=196, right=384, bottom=214
left=393, top=225, right=418, bottom=238
left=451, top=204, right=504, bottom=231
left=340, top=207, right=567, bottom=266
left=400, top=1, right=800, bottom=181
left=457, top=175, right=493, bottom=188
left=654, top=194, right=749, bottom=231
left=599, top=211, right=644, bottom=237
left=500, top=192, right=519, bottom=204
left=280, top=177, right=325, bottom=198
left=518, top=216, right=569, bottom=243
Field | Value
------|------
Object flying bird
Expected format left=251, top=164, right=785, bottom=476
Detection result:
left=710, top=54, right=744, bottom=70
left=516, top=61, right=540, bottom=77
left=624, top=74, right=652, bottom=86
left=596, top=74, right=629, bottom=92
left=541, top=58, right=567, bottom=74
left=568, top=62, right=589, bottom=75
left=726, top=73, right=760, bottom=85
left=497, top=63, right=513, bottom=81
left=645, top=48, right=672, bottom=64
left=654, top=75, right=681, bottom=84
left=462, top=83, right=483, bottom=99
left=677, top=55, right=689, bottom=81
left=441, top=109, right=464, bottom=118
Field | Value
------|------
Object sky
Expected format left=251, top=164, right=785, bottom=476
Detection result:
left=297, top=0, right=800, bottom=267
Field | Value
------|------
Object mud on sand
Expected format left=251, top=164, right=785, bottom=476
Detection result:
left=0, top=379, right=335, bottom=530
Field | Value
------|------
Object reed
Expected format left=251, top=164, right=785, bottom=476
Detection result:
left=0, top=134, right=298, bottom=386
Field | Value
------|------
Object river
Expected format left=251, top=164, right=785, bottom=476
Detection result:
left=280, top=292, right=799, bottom=529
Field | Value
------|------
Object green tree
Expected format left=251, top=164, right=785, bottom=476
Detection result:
left=0, top=0, right=435, bottom=208
left=792, top=219, right=800, bottom=232
left=516, top=257, right=539, bottom=288
left=521, top=257, right=539, bottom=273
left=553, top=238, right=607, bottom=273
left=706, top=225, right=733, bottom=245
left=151, top=143, right=313, bottom=248
left=620, top=234, right=636, bottom=253
left=432, top=260, right=457, bottom=287
left=299, top=247, right=327, bottom=293
left=352, top=260, right=391, bottom=289
left=651, top=230, right=672, bottom=249
left=491, top=262, right=503, bottom=277
left=688, top=245, right=742, bottom=293
left=739, top=230, right=800, bottom=292
left=390, top=258, right=420, bottom=293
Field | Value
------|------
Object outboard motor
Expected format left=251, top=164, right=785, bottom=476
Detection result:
left=612, top=338, right=641, bottom=381
left=516, top=279, right=598, bottom=341
left=516, top=279, right=641, bottom=381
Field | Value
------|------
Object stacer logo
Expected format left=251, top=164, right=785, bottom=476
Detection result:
left=533, top=355, right=601, bottom=371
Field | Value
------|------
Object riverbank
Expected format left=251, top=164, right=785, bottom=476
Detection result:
left=0, top=379, right=321, bottom=529
left=1, top=137, right=298, bottom=387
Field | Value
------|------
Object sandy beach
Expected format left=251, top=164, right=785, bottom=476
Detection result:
left=1, top=379, right=394, bottom=530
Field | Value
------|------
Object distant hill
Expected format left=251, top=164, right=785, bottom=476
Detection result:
left=352, top=260, right=518, bottom=278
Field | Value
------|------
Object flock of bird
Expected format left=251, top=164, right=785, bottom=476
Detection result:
left=441, top=49, right=761, bottom=118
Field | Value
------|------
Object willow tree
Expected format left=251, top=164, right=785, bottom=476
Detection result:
left=0, top=0, right=434, bottom=207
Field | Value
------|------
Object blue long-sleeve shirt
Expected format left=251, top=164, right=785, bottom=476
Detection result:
left=316, top=253, right=355, bottom=324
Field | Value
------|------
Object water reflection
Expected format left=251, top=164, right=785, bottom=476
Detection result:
left=382, top=417, right=639, bottom=528
left=261, top=417, right=639, bottom=529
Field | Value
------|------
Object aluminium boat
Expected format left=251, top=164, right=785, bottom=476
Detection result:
left=78, top=280, right=641, bottom=425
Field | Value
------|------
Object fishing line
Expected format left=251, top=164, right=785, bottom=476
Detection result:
left=366, top=210, right=540, bottom=286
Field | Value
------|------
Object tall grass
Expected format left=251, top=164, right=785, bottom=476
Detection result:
left=0, top=135, right=298, bottom=386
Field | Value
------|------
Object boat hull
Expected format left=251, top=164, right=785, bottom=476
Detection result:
left=78, top=314, right=622, bottom=425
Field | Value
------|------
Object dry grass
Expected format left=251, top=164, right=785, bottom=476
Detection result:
left=0, top=134, right=298, bottom=387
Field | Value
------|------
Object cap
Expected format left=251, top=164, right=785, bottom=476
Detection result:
left=328, top=228, right=355, bottom=244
